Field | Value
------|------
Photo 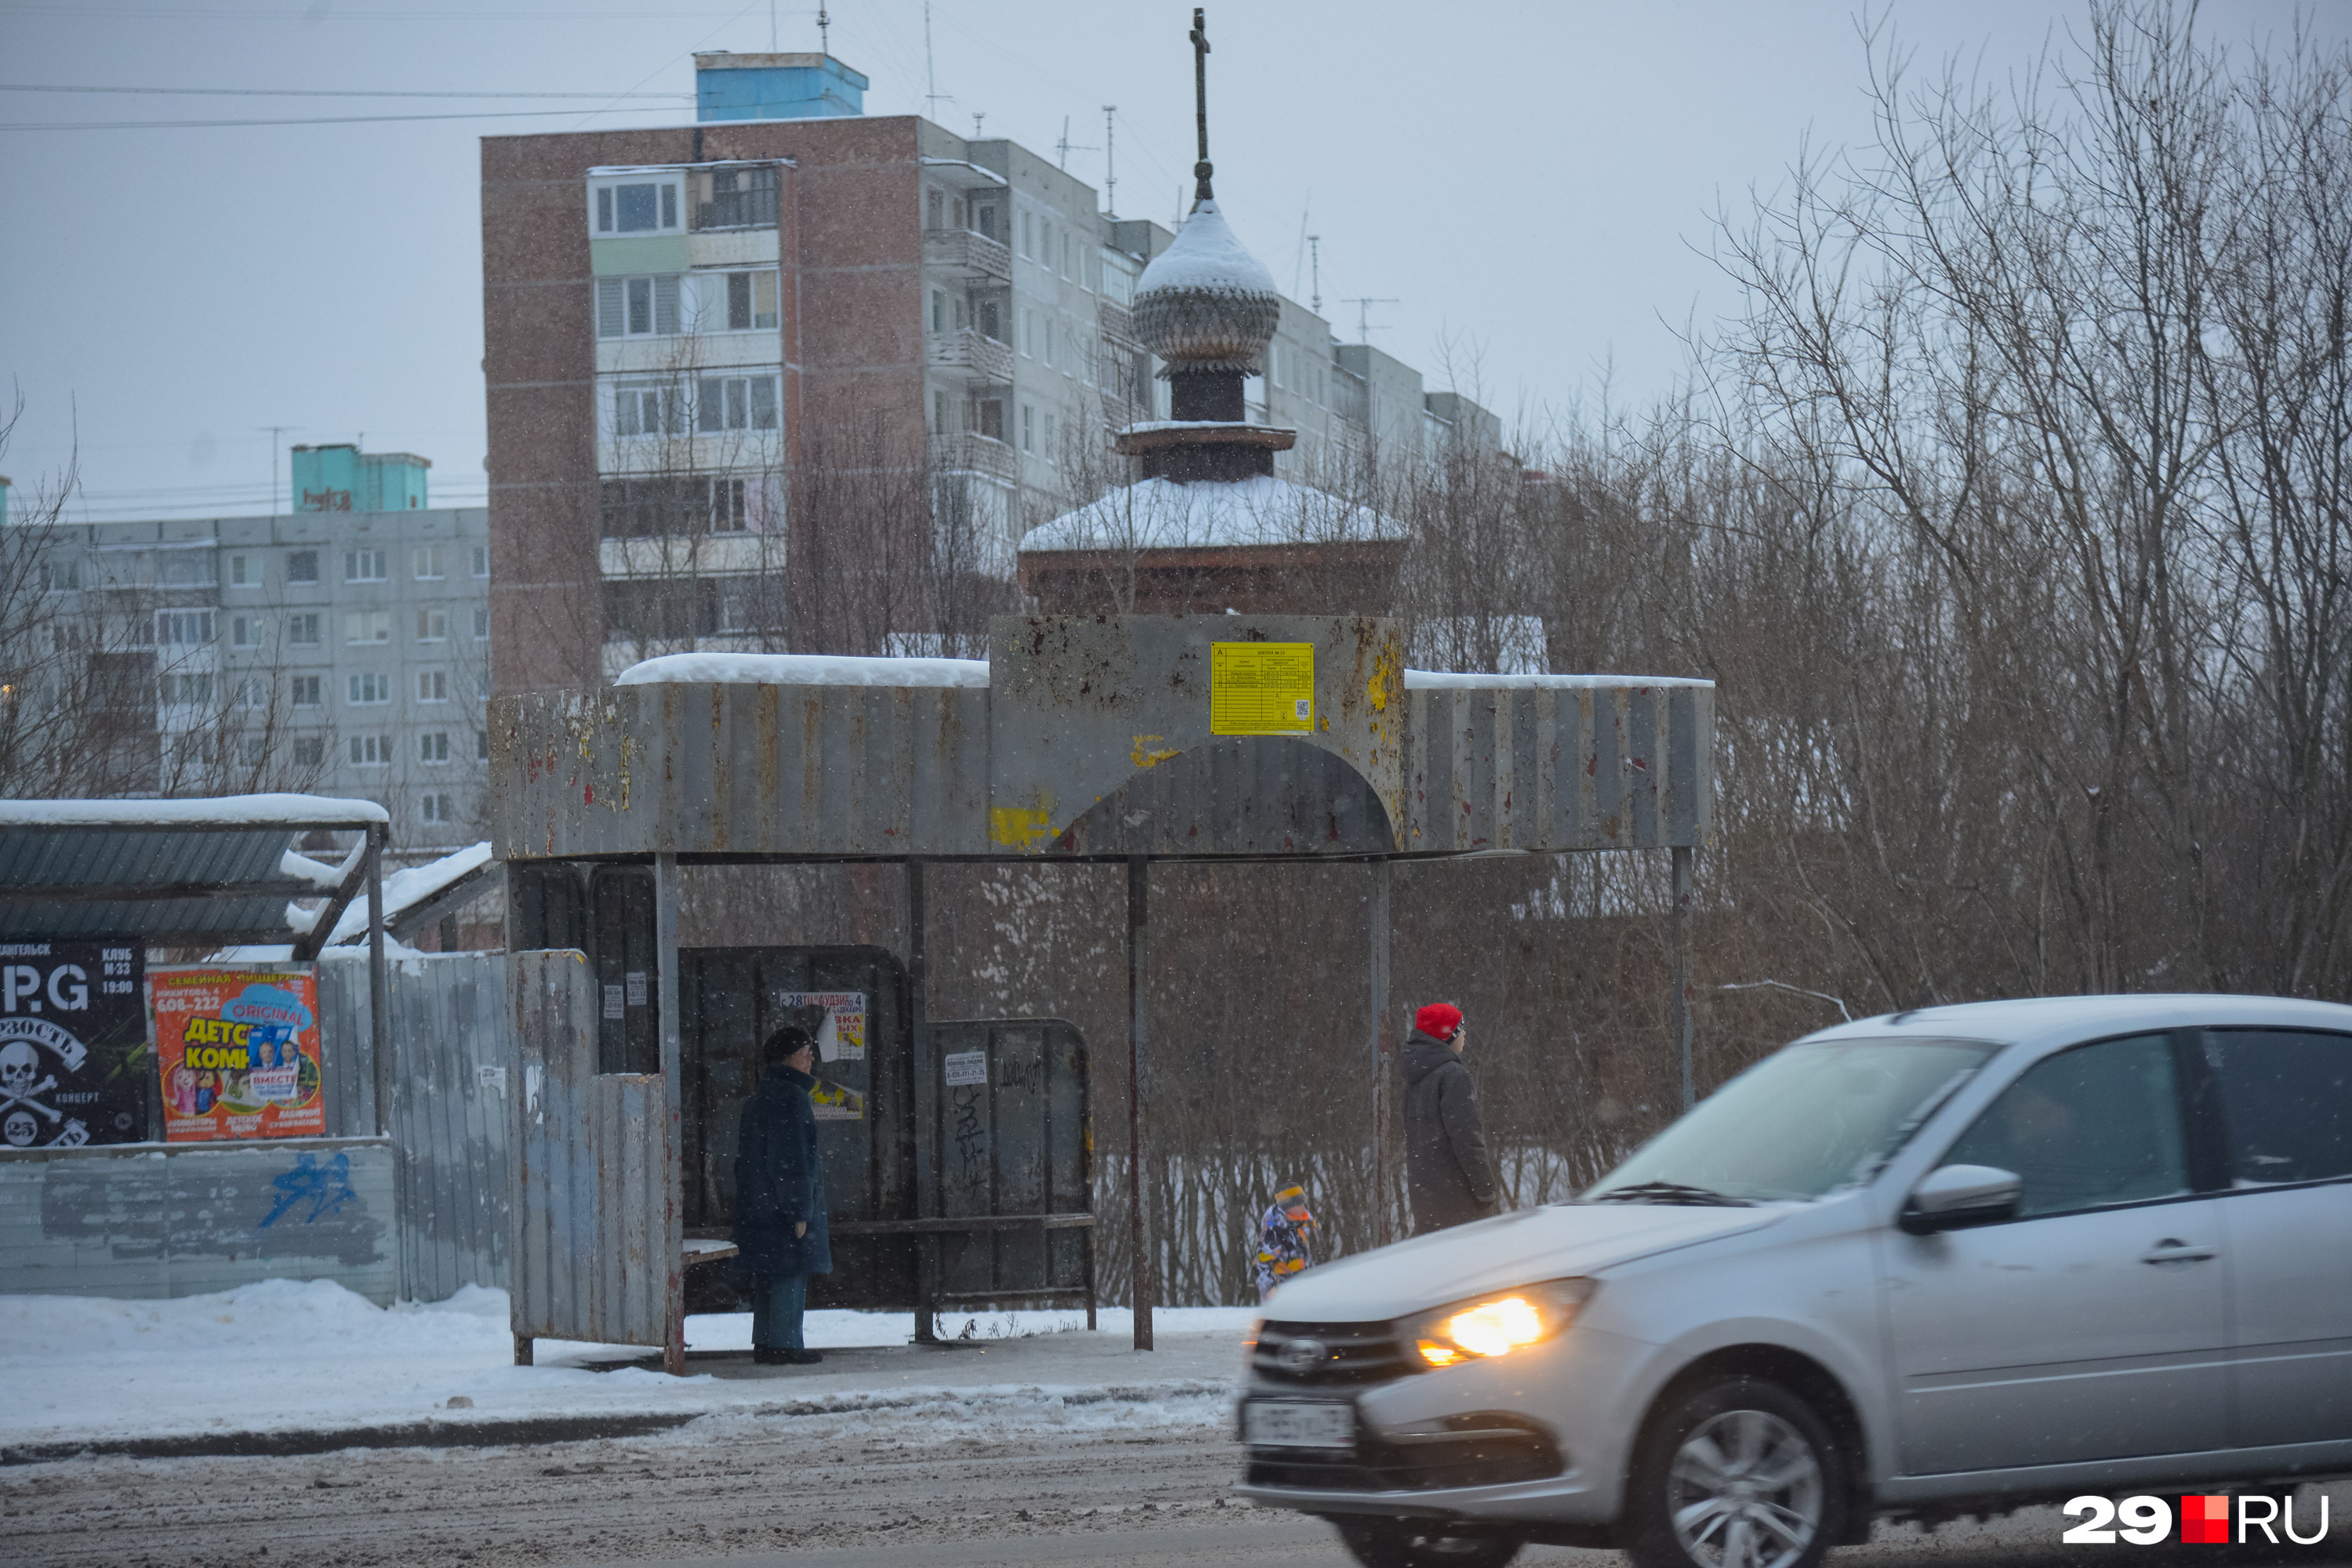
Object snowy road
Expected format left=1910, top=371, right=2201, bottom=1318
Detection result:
left=11, top=1421, right=2347, bottom=1568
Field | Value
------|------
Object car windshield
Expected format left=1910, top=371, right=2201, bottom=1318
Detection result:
left=1583, top=1038, right=1997, bottom=1203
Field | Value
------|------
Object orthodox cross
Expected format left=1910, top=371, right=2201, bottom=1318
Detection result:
left=1189, top=7, right=1214, bottom=203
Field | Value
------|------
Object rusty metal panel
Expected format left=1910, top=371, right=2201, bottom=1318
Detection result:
left=507, top=947, right=674, bottom=1347
left=928, top=1018, right=1091, bottom=1301
left=490, top=685, right=991, bottom=861
left=986, top=615, right=1406, bottom=856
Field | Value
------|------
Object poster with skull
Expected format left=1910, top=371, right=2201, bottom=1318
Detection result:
left=0, top=939, right=149, bottom=1149
left=149, top=967, right=325, bottom=1142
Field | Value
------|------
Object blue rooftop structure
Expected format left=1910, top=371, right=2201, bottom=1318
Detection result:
left=693, top=52, right=867, bottom=122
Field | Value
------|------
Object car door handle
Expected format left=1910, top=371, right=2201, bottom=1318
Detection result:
left=2141, top=1239, right=2217, bottom=1265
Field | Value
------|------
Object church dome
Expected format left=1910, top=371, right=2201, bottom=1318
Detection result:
left=1132, top=199, right=1280, bottom=376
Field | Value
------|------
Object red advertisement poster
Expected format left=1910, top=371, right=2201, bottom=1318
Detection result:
left=149, top=968, right=325, bottom=1142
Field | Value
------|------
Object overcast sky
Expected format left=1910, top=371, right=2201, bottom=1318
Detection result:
left=2, top=0, right=2337, bottom=521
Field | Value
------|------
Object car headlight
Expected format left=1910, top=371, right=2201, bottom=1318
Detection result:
left=1405, top=1279, right=1595, bottom=1369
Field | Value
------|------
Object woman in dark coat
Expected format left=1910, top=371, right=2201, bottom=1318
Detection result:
left=734, top=1025, right=833, bottom=1365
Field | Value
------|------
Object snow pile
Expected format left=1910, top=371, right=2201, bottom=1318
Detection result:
left=321, top=841, right=495, bottom=946
left=1022, top=474, right=1407, bottom=554
left=0, top=793, right=389, bottom=827
left=0, top=1279, right=1255, bottom=1449
left=1136, top=199, right=1278, bottom=299
left=616, top=652, right=990, bottom=688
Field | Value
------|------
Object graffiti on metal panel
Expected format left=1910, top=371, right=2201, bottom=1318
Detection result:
left=950, top=1084, right=989, bottom=1193
left=259, top=1150, right=358, bottom=1229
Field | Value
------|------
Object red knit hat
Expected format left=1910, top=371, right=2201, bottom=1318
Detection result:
left=1416, top=1003, right=1463, bottom=1041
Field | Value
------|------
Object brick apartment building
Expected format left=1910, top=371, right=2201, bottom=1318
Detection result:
left=482, top=51, right=1500, bottom=694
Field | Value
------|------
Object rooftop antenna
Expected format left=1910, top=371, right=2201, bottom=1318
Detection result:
left=256, top=426, right=303, bottom=516
left=1344, top=296, right=1398, bottom=343
left=924, top=2, right=945, bottom=122
left=1308, top=235, right=1322, bottom=314
left=1102, top=105, right=1117, bottom=216
left=1291, top=200, right=1309, bottom=297
left=972, top=110, right=985, bottom=140
left=1054, top=114, right=1096, bottom=172
left=1188, top=6, right=1214, bottom=204
left=817, top=5, right=829, bottom=53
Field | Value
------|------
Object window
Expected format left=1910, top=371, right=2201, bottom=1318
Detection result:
left=1020, top=210, right=1032, bottom=257
left=1042, top=220, right=1054, bottom=270
left=416, top=608, right=448, bottom=642
left=720, top=270, right=779, bottom=331
left=2207, top=1031, right=2352, bottom=1185
left=931, top=289, right=946, bottom=332
left=419, top=731, right=451, bottom=764
left=978, top=399, right=1004, bottom=441
left=591, top=176, right=681, bottom=235
left=471, top=546, right=489, bottom=578
left=344, top=610, right=390, bottom=644
left=39, top=559, right=78, bottom=592
left=417, top=670, right=448, bottom=702
left=612, top=381, right=686, bottom=437
left=1044, top=315, right=1056, bottom=369
left=288, top=612, right=321, bottom=646
left=694, top=165, right=777, bottom=230
left=413, top=545, right=445, bottom=579
left=477, top=729, right=490, bottom=761
left=291, top=674, right=322, bottom=707
left=420, top=791, right=456, bottom=822
left=348, top=672, right=390, bottom=705
left=161, top=672, right=212, bottom=706
left=349, top=734, right=391, bottom=766
left=979, top=299, right=1001, bottom=340
left=926, top=189, right=944, bottom=230
left=695, top=373, right=779, bottom=433
left=345, top=548, right=386, bottom=582
left=286, top=549, right=319, bottom=584
left=976, top=203, right=996, bottom=241
left=1943, top=1035, right=2188, bottom=1218
left=160, top=554, right=214, bottom=587
left=1022, top=403, right=1034, bottom=452
left=157, top=609, right=213, bottom=646
left=597, top=274, right=682, bottom=338
left=473, top=607, right=490, bottom=640
left=598, top=474, right=753, bottom=538
left=1045, top=410, right=1058, bottom=450
left=292, top=735, right=325, bottom=768
left=239, top=735, right=267, bottom=766
left=229, top=554, right=255, bottom=587
left=231, top=615, right=263, bottom=649
left=933, top=390, right=949, bottom=431
left=237, top=677, right=267, bottom=710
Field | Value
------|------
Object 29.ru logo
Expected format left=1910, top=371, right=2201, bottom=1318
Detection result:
left=2062, top=1494, right=2331, bottom=1545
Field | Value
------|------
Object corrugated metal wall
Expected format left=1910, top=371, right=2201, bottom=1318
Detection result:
left=507, top=949, right=675, bottom=1347
left=0, top=1137, right=398, bottom=1303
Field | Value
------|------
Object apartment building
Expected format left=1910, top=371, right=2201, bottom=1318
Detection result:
left=481, top=50, right=1500, bottom=693
left=25, top=447, right=491, bottom=858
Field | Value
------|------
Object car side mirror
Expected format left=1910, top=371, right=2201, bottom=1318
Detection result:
left=1900, top=1163, right=2023, bottom=1234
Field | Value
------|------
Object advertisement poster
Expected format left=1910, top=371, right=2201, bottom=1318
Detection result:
left=0, top=938, right=148, bottom=1149
left=149, top=968, right=325, bottom=1142
left=775, top=991, right=866, bottom=1062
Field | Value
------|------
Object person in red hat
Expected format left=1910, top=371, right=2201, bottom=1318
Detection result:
left=1401, top=1001, right=1499, bottom=1233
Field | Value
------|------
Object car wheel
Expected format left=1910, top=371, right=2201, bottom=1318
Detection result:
left=1624, top=1375, right=1846, bottom=1568
left=1332, top=1515, right=1525, bottom=1568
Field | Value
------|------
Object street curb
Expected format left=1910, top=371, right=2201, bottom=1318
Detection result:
left=0, top=1411, right=701, bottom=1466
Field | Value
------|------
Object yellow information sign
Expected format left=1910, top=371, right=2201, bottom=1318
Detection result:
left=1210, top=642, right=1316, bottom=735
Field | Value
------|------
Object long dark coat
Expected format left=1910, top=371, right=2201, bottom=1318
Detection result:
left=733, top=1065, right=833, bottom=1280
left=1401, top=1029, right=1500, bottom=1232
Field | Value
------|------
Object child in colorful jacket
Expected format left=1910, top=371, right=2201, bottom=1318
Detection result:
left=1253, top=1185, right=1318, bottom=1301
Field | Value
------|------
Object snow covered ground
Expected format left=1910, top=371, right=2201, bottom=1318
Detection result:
left=0, top=1279, right=1257, bottom=1450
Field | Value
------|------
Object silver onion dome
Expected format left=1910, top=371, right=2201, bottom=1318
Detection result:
left=1131, top=199, right=1280, bottom=376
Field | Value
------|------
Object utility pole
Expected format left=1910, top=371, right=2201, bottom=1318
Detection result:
left=1308, top=236, right=1323, bottom=314
left=257, top=426, right=302, bottom=516
left=1343, top=296, right=1398, bottom=343
left=1102, top=105, right=1117, bottom=216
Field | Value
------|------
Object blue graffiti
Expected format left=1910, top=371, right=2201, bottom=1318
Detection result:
left=259, top=1150, right=356, bottom=1228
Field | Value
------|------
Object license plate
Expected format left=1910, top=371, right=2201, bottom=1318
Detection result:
left=1245, top=1399, right=1355, bottom=1449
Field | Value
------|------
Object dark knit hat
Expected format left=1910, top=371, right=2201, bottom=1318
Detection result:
left=762, top=1025, right=818, bottom=1067
left=1416, top=1003, right=1463, bottom=1041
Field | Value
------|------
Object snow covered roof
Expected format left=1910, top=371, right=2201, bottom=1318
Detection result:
left=0, top=793, right=389, bottom=828
left=1021, top=474, right=1409, bottom=554
left=1403, top=670, right=1714, bottom=690
left=1136, top=200, right=1277, bottom=299
left=615, top=652, right=991, bottom=688
left=319, top=841, right=498, bottom=947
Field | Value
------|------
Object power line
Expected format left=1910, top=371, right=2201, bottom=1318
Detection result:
left=1, top=107, right=694, bottom=131
left=0, top=84, right=690, bottom=100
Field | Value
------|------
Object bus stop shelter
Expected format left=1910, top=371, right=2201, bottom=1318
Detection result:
left=488, top=615, right=1713, bottom=1369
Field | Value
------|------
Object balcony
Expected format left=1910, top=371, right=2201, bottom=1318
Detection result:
left=922, top=227, right=1011, bottom=284
left=1098, top=298, right=1140, bottom=351
left=927, top=328, right=1014, bottom=386
left=930, top=432, right=1016, bottom=486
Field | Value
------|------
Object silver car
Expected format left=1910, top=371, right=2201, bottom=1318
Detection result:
left=1237, top=995, right=2352, bottom=1568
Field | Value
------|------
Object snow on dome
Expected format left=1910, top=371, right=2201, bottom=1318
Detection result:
left=1132, top=200, right=1280, bottom=374
left=615, top=652, right=989, bottom=688
left=1021, top=474, right=1407, bottom=554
